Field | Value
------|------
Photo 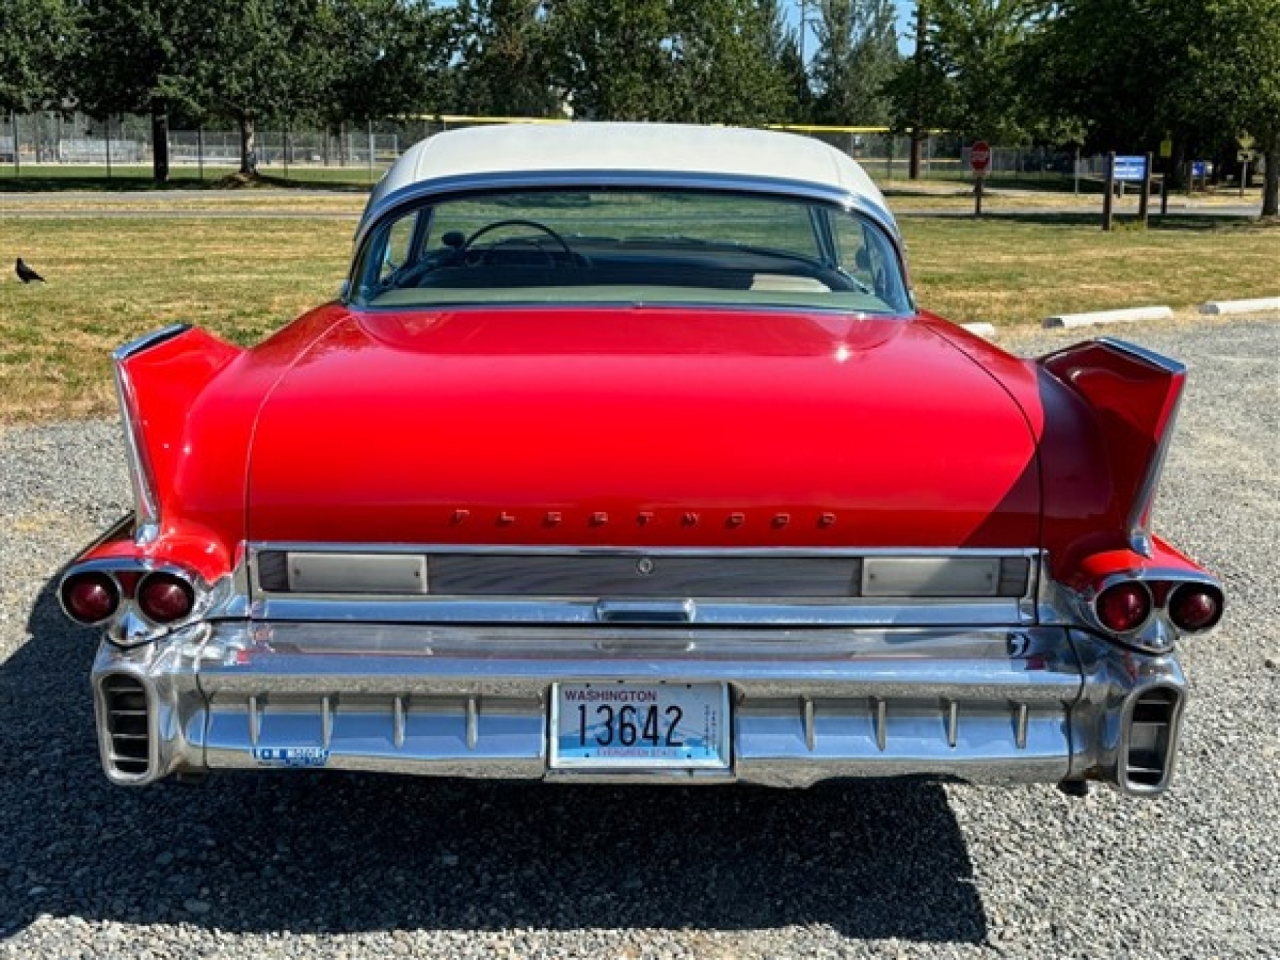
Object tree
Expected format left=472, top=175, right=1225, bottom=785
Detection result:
left=888, top=0, right=1041, bottom=144
left=811, top=0, right=899, bottom=126
left=1188, top=0, right=1280, bottom=216
left=665, top=0, right=794, bottom=123
left=182, top=0, right=331, bottom=176
left=0, top=0, right=76, bottom=114
left=545, top=0, right=679, bottom=120
left=759, top=0, right=814, bottom=119
left=544, top=0, right=794, bottom=123
left=71, top=0, right=195, bottom=183
left=319, top=0, right=454, bottom=126
left=453, top=0, right=559, bottom=117
left=1022, top=0, right=1201, bottom=150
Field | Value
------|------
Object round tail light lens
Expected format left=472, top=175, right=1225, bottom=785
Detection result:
left=137, top=573, right=195, bottom=624
left=1168, top=584, right=1223, bottom=633
left=1095, top=581, right=1152, bottom=633
left=61, top=572, right=121, bottom=624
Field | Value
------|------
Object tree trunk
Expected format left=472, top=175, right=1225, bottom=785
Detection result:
left=238, top=114, right=258, bottom=176
left=1262, top=130, right=1279, bottom=218
left=150, top=97, right=170, bottom=184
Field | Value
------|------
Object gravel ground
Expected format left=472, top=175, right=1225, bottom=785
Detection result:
left=1, top=316, right=1276, bottom=959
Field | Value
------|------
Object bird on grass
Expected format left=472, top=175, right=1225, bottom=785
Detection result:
left=16, top=258, right=46, bottom=283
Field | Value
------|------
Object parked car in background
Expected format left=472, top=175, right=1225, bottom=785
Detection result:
left=59, top=123, right=1222, bottom=795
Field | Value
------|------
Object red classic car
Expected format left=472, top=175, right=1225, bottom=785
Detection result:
left=59, top=123, right=1222, bottom=795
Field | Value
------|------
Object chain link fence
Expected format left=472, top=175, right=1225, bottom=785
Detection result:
left=2, top=110, right=1226, bottom=191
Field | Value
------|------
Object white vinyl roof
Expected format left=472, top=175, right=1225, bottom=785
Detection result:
left=361, top=123, right=895, bottom=238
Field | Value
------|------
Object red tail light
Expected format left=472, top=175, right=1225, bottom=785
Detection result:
left=61, top=572, right=121, bottom=624
left=1168, top=584, right=1223, bottom=633
left=137, top=572, right=195, bottom=623
left=1095, top=581, right=1152, bottom=633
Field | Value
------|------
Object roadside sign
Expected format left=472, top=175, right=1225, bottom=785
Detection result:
left=1159, top=139, right=1173, bottom=159
left=1237, top=150, right=1254, bottom=163
left=1192, top=161, right=1207, bottom=177
left=969, top=141, right=991, bottom=176
left=1113, top=155, right=1147, bottom=182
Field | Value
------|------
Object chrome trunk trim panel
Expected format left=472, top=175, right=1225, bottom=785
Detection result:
left=244, top=545, right=1041, bottom=628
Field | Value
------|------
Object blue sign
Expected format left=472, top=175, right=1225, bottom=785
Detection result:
left=1113, top=155, right=1148, bottom=182
left=1192, top=161, right=1207, bottom=177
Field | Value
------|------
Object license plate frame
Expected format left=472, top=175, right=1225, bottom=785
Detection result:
left=549, top=681, right=731, bottom=771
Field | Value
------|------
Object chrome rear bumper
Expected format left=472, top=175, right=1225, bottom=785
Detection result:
left=90, top=621, right=1186, bottom=795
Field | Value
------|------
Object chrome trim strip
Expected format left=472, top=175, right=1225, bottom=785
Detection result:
left=1095, top=337, right=1188, bottom=377
left=873, top=698, right=887, bottom=752
left=253, top=542, right=1041, bottom=560
left=112, top=324, right=191, bottom=546
left=1096, top=338, right=1187, bottom=560
left=253, top=596, right=1031, bottom=628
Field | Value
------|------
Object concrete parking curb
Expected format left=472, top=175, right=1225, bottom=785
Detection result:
left=960, top=322, right=998, bottom=339
left=1197, top=296, right=1280, bottom=315
left=1042, top=305, right=1174, bottom=329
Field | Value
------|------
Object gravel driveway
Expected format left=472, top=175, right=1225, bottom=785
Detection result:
left=1, top=317, right=1276, bottom=959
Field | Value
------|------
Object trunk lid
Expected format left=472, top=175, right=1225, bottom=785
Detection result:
left=246, top=307, right=1039, bottom=548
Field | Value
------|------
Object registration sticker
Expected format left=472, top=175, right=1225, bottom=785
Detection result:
left=253, top=746, right=330, bottom=768
left=549, top=682, right=730, bottom=770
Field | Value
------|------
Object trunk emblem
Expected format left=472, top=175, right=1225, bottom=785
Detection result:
left=636, top=558, right=656, bottom=576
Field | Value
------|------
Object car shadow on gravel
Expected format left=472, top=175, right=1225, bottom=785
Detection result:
left=0, top=579, right=987, bottom=944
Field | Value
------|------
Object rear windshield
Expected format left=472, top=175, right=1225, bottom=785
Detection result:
left=350, top=188, right=912, bottom=314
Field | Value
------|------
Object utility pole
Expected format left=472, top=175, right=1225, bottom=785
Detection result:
left=798, top=0, right=812, bottom=65
left=909, top=1, right=927, bottom=181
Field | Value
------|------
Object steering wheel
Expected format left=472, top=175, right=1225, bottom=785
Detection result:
left=459, top=219, right=576, bottom=262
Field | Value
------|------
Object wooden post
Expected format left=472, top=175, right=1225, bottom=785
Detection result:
left=1102, top=151, right=1115, bottom=231
left=1138, top=151, right=1152, bottom=225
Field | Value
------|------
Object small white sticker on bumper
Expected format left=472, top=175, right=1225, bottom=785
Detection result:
left=252, top=747, right=329, bottom=768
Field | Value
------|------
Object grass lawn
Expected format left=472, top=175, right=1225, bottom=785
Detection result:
left=901, top=215, right=1280, bottom=325
left=0, top=164, right=385, bottom=191
left=0, top=204, right=1276, bottom=424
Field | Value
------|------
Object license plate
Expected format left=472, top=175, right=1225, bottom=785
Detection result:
left=549, top=682, right=730, bottom=770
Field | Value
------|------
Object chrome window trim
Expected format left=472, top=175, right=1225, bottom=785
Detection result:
left=111, top=324, right=191, bottom=546
left=347, top=174, right=913, bottom=313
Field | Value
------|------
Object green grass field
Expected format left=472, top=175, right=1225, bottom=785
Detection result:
left=1, top=201, right=1276, bottom=424
left=0, top=164, right=385, bottom=192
